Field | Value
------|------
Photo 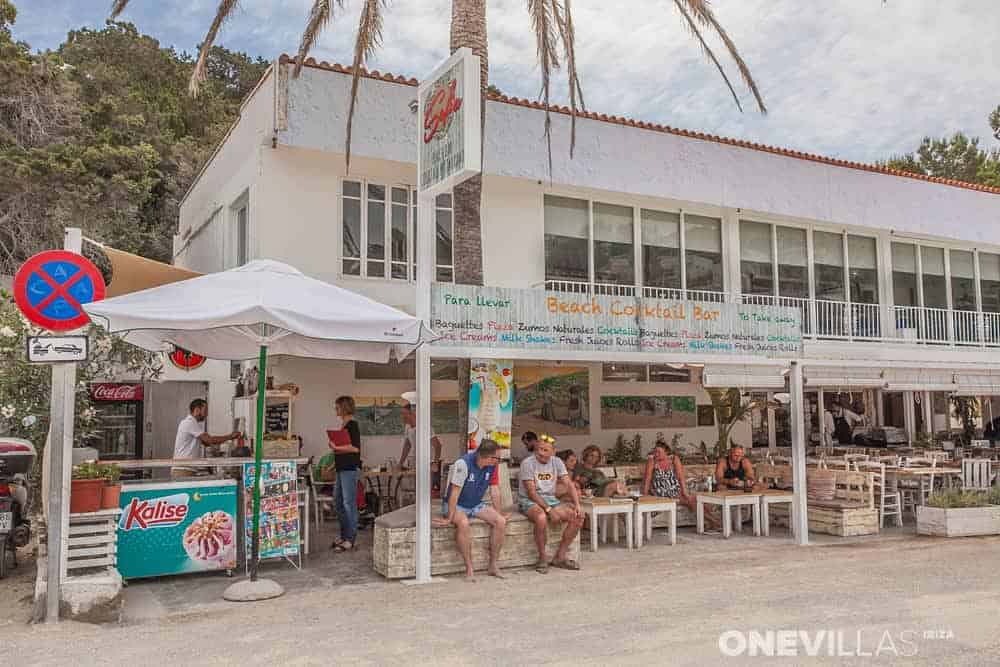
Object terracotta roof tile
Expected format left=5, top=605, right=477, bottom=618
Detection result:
left=278, top=55, right=1000, bottom=196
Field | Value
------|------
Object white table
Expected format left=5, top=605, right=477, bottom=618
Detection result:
left=696, top=491, right=761, bottom=538
left=633, top=497, right=677, bottom=547
left=581, top=498, right=634, bottom=551
left=758, top=490, right=795, bottom=538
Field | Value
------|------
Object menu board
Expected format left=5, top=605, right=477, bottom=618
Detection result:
left=242, top=461, right=300, bottom=560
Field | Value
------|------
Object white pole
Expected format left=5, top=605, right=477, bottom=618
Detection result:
left=922, top=391, right=933, bottom=435
left=45, top=227, right=82, bottom=622
left=875, top=389, right=885, bottom=427
left=903, top=391, right=916, bottom=445
left=817, top=387, right=826, bottom=446
left=413, top=194, right=435, bottom=583
left=789, top=362, right=809, bottom=545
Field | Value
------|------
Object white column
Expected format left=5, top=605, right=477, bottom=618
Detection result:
left=922, top=391, right=933, bottom=435
left=875, top=389, right=885, bottom=427
left=766, top=391, right=777, bottom=451
left=413, top=196, right=435, bottom=583
left=903, top=391, right=916, bottom=444
left=789, top=362, right=809, bottom=546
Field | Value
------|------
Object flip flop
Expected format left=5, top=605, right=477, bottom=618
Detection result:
left=333, top=541, right=355, bottom=552
left=535, top=560, right=549, bottom=574
left=549, top=559, right=580, bottom=571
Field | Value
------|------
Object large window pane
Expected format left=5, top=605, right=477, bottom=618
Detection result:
left=391, top=187, right=409, bottom=280
left=544, top=195, right=590, bottom=283
left=436, top=207, right=453, bottom=282
left=813, top=231, right=845, bottom=301
left=685, top=215, right=723, bottom=292
left=921, top=246, right=947, bottom=308
left=776, top=226, right=808, bottom=298
left=891, top=242, right=917, bottom=307
left=740, top=220, right=773, bottom=295
left=641, top=209, right=681, bottom=290
left=848, top=235, right=878, bottom=304
left=366, top=184, right=385, bottom=278
left=981, top=252, right=1000, bottom=313
left=342, top=181, right=362, bottom=276
left=950, top=250, right=976, bottom=311
left=593, top=202, right=634, bottom=285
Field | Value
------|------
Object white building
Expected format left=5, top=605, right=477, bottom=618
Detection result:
left=175, top=55, right=1000, bottom=465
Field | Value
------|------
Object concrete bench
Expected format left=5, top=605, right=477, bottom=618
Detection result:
left=373, top=504, right=580, bottom=579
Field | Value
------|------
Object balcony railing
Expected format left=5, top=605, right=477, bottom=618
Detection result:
left=538, top=280, right=1000, bottom=349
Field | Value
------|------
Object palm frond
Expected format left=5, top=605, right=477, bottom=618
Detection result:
left=552, top=0, right=585, bottom=158
left=673, top=0, right=743, bottom=113
left=528, top=0, right=561, bottom=176
left=680, top=0, right=766, bottom=113
left=294, top=0, right=344, bottom=78
left=188, top=0, right=240, bottom=97
left=344, top=0, right=386, bottom=173
left=109, top=0, right=131, bottom=19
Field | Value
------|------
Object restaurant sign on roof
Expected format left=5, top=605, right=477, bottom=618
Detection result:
left=430, top=284, right=802, bottom=358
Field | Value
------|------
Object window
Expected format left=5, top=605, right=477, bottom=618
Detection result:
left=593, top=203, right=634, bottom=285
left=342, top=180, right=453, bottom=281
left=641, top=209, right=681, bottom=290
left=848, top=235, right=878, bottom=304
left=813, top=231, right=845, bottom=301
left=921, top=246, right=947, bottom=309
left=685, top=215, right=723, bottom=292
left=950, top=250, right=976, bottom=311
left=740, top=221, right=773, bottom=295
left=354, top=358, right=458, bottom=380
left=981, top=253, right=1000, bottom=313
left=234, top=204, right=249, bottom=266
left=544, top=195, right=589, bottom=283
left=892, top=242, right=918, bottom=307
left=776, top=226, right=808, bottom=298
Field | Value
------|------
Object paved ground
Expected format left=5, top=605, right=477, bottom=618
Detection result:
left=5, top=521, right=1000, bottom=665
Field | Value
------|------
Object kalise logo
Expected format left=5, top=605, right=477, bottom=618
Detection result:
left=423, top=78, right=462, bottom=144
left=90, top=383, right=144, bottom=402
left=120, top=493, right=190, bottom=531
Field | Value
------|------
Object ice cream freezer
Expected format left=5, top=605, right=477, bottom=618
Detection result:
left=117, top=478, right=238, bottom=580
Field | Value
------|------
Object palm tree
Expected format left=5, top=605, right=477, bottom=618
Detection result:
left=111, top=0, right=766, bottom=441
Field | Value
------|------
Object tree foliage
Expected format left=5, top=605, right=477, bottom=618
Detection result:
left=0, top=5, right=267, bottom=274
left=882, top=110, right=1000, bottom=188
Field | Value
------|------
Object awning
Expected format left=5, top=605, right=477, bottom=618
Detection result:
left=86, top=240, right=201, bottom=297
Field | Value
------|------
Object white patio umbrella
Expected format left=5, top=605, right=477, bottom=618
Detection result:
left=84, top=260, right=436, bottom=597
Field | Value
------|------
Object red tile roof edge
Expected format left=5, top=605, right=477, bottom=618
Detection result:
left=277, top=54, right=1000, bottom=197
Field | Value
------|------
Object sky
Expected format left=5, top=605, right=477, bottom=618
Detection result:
left=10, top=0, right=1000, bottom=164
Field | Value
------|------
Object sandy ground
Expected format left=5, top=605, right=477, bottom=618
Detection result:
left=4, top=529, right=1000, bottom=665
left=0, top=545, right=37, bottom=627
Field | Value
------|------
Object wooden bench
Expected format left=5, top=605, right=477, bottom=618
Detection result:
left=373, top=504, right=580, bottom=579
left=769, top=469, right=878, bottom=537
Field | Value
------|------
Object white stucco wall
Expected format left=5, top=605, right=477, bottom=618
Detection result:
left=278, top=65, right=1000, bottom=247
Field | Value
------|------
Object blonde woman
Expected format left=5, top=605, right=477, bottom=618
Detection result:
left=330, top=396, right=362, bottom=552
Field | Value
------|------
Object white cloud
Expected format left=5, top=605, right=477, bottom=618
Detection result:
left=12, top=0, right=1000, bottom=163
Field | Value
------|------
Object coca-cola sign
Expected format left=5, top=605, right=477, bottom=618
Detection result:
left=90, top=383, right=144, bottom=402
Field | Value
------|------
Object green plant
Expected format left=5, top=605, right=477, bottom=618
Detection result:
left=927, top=489, right=990, bottom=509
left=950, top=396, right=980, bottom=446
left=99, top=463, right=121, bottom=483
left=988, top=485, right=1000, bottom=506
left=913, top=429, right=933, bottom=449
left=606, top=432, right=645, bottom=464
left=707, top=389, right=766, bottom=459
left=72, top=461, right=103, bottom=481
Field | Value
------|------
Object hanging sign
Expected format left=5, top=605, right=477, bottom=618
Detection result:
left=242, top=461, right=300, bottom=561
left=13, top=250, right=106, bottom=331
left=169, top=346, right=207, bottom=371
left=468, top=360, right=514, bottom=451
left=418, top=47, right=482, bottom=197
left=430, top=284, right=803, bottom=358
left=90, top=383, right=144, bottom=402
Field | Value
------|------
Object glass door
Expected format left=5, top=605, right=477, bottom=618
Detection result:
left=91, top=401, right=143, bottom=460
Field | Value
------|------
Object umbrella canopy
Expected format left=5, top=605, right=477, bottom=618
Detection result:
left=83, top=260, right=436, bottom=361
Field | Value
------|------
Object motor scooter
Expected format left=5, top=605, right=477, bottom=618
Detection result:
left=0, top=438, right=35, bottom=579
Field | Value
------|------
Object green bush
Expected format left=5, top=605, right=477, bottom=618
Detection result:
left=927, top=489, right=990, bottom=509
left=988, top=485, right=1000, bottom=506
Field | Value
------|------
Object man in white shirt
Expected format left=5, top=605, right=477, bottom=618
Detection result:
left=172, top=399, right=241, bottom=477
left=399, top=391, right=444, bottom=496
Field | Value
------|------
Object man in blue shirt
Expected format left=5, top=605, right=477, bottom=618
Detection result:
left=433, top=439, right=507, bottom=581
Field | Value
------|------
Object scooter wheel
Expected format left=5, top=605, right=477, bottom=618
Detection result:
left=0, top=540, right=7, bottom=580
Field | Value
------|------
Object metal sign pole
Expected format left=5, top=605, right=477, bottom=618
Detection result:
left=45, top=227, right=82, bottom=622
left=414, top=195, right=434, bottom=584
left=789, top=361, right=810, bottom=546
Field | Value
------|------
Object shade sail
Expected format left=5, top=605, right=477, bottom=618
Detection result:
left=83, top=259, right=437, bottom=362
left=99, top=244, right=202, bottom=297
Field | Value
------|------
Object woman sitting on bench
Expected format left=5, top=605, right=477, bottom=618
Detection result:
left=575, top=446, right=629, bottom=497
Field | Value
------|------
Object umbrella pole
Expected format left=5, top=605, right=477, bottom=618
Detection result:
left=250, top=344, right=267, bottom=582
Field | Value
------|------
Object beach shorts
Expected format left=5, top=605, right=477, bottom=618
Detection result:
left=441, top=501, right=488, bottom=519
left=518, top=496, right=560, bottom=514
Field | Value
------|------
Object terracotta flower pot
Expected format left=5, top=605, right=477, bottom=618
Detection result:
left=70, top=478, right=105, bottom=514
left=101, top=483, right=122, bottom=510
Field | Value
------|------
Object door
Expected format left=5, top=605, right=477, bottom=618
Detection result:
left=145, top=381, right=209, bottom=479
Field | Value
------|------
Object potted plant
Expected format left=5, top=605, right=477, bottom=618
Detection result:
left=99, top=463, right=122, bottom=509
left=70, top=461, right=105, bottom=514
left=916, top=488, right=1000, bottom=537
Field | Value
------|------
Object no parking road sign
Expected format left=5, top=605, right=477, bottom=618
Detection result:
left=13, top=250, right=106, bottom=331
